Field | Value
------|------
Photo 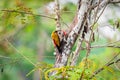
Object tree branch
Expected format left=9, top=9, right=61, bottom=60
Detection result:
left=109, top=0, right=120, bottom=3
left=1, top=9, right=56, bottom=20
left=91, top=0, right=120, bottom=10
left=89, top=52, right=120, bottom=79
left=81, top=45, right=120, bottom=50
left=89, top=58, right=120, bottom=79
left=53, top=0, right=91, bottom=68
left=55, top=0, right=61, bottom=30
left=51, top=0, right=120, bottom=77
left=81, top=40, right=120, bottom=50
left=70, top=38, right=83, bottom=66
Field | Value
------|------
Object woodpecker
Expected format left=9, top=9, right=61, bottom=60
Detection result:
left=51, top=30, right=66, bottom=53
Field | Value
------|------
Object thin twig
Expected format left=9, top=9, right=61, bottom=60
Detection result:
left=81, top=40, right=120, bottom=50
left=60, top=17, right=69, bottom=28
left=5, top=39, right=36, bottom=67
left=109, top=0, right=120, bottom=3
left=105, top=40, right=120, bottom=45
left=81, top=45, right=120, bottom=50
left=90, top=1, right=108, bottom=28
left=93, top=0, right=101, bottom=23
left=90, top=58, right=120, bottom=79
left=80, top=41, right=91, bottom=80
left=91, top=0, right=120, bottom=10
left=61, top=10, right=75, bottom=13
left=1, top=9, right=56, bottom=20
left=70, top=38, right=83, bottom=66
left=89, top=52, right=120, bottom=79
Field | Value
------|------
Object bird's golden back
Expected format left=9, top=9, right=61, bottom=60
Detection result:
left=51, top=31, right=60, bottom=47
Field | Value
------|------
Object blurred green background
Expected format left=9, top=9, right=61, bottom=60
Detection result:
left=0, top=0, right=120, bottom=80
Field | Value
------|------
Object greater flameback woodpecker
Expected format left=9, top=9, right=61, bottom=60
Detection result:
left=51, top=30, right=66, bottom=53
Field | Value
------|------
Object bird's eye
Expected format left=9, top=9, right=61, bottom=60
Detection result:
left=58, top=32, right=61, bottom=35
